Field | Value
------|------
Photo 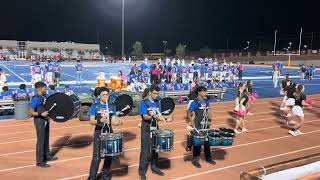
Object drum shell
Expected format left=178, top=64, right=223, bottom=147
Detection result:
left=100, top=133, right=124, bottom=157
left=208, top=134, right=222, bottom=146
left=191, top=131, right=206, bottom=146
left=220, top=134, right=234, bottom=146
left=152, top=129, right=174, bottom=152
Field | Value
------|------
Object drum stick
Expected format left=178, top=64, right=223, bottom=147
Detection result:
left=49, top=103, right=57, bottom=112
left=193, top=127, right=200, bottom=134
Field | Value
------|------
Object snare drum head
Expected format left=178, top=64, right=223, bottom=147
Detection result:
left=160, top=97, right=175, bottom=115
left=45, top=92, right=80, bottom=122
left=154, top=129, right=173, bottom=136
left=108, top=92, right=133, bottom=116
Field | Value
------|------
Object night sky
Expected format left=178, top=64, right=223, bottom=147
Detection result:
left=0, top=0, right=319, bottom=54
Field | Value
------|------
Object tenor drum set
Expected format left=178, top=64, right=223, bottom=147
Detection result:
left=188, top=128, right=236, bottom=148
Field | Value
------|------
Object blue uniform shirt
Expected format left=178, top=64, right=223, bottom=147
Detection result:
left=75, top=63, right=83, bottom=71
left=33, top=65, right=42, bottom=74
left=29, top=94, right=47, bottom=110
left=188, top=99, right=210, bottom=112
left=45, top=63, right=54, bottom=72
left=139, top=98, right=161, bottom=117
left=140, top=63, right=148, bottom=72
left=15, top=89, right=29, bottom=99
left=0, top=91, right=14, bottom=100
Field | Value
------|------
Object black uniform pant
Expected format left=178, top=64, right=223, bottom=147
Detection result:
left=88, top=129, right=113, bottom=180
left=193, top=142, right=211, bottom=159
left=34, top=118, right=50, bottom=164
left=138, top=121, right=159, bottom=176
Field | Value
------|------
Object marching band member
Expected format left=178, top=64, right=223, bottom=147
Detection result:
left=187, top=86, right=215, bottom=168
left=87, top=87, right=117, bottom=180
left=138, top=85, right=166, bottom=180
left=29, top=82, right=58, bottom=168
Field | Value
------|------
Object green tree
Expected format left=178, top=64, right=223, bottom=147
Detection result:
left=164, top=49, right=172, bottom=56
left=131, top=41, right=144, bottom=57
left=175, top=43, right=187, bottom=57
left=199, top=46, right=212, bottom=57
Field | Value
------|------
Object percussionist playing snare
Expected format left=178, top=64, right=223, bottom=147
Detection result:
left=87, top=87, right=118, bottom=180
left=138, top=85, right=166, bottom=180
left=187, top=86, right=215, bottom=168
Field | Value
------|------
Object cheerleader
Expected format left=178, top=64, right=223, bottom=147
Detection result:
left=234, top=83, right=249, bottom=134
left=246, top=80, right=256, bottom=115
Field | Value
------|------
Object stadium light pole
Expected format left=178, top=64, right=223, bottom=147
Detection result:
left=122, top=0, right=125, bottom=59
left=162, top=41, right=168, bottom=53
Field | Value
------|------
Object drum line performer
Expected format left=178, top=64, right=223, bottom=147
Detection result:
left=87, top=87, right=117, bottom=180
left=138, top=85, right=166, bottom=180
left=187, top=86, right=215, bottom=168
left=29, top=82, right=58, bottom=168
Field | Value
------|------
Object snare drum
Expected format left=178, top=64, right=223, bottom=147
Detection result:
left=220, top=133, right=234, bottom=146
left=208, top=134, right=222, bottom=146
left=219, top=128, right=236, bottom=137
left=152, top=129, right=174, bottom=152
left=219, top=128, right=235, bottom=146
left=100, top=133, right=123, bottom=157
left=190, top=131, right=207, bottom=146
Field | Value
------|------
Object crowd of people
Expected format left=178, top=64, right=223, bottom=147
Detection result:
left=124, top=58, right=244, bottom=93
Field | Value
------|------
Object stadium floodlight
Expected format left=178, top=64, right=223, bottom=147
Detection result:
left=247, top=41, right=250, bottom=48
left=122, top=0, right=125, bottom=58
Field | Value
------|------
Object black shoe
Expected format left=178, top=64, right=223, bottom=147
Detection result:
left=192, top=158, right=201, bottom=168
left=205, top=157, right=216, bottom=165
left=140, top=175, right=147, bottom=180
left=46, top=156, right=58, bottom=161
left=151, top=166, right=164, bottom=176
left=36, top=163, right=50, bottom=168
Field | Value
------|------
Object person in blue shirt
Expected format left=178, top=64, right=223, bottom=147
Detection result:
left=33, top=62, right=43, bottom=83
left=187, top=86, right=215, bottom=168
left=75, top=60, right=83, bottom=85
left=88, top=87, right=118, bottom=180
left=45, top=60, right=55, bottom=85
left=14, top=84, right=29, bottom=100
left=29, top=82, right=58, bottom=168
left=46, top=85, right=57, bottom=96
left=1, top=86, right=14, bottom=100
left=140, top=62, right=148, bottom=73
left=278, top=62, right=283, bottom=75
left=138, top=85, right=166, bottom=179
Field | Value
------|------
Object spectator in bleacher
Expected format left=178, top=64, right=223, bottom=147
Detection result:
left=14, top=84, right=29, bottom=100
left=0, top=86, right=14, bottom=100
left=75, top=60, right=83, bottom=85
left=150, top=64, right=159, bottom=84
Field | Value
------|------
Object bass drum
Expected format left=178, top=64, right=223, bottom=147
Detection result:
left=44, top=92, right=81, bottom=122
left=160, top=97, right=175, bottom=115
left=108, top=91, right=134, bottom=116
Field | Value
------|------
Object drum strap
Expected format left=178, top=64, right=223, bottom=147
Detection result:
left=143, top=98, right=159, bottom=132
left=195, top=98, right=210, bottom=130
